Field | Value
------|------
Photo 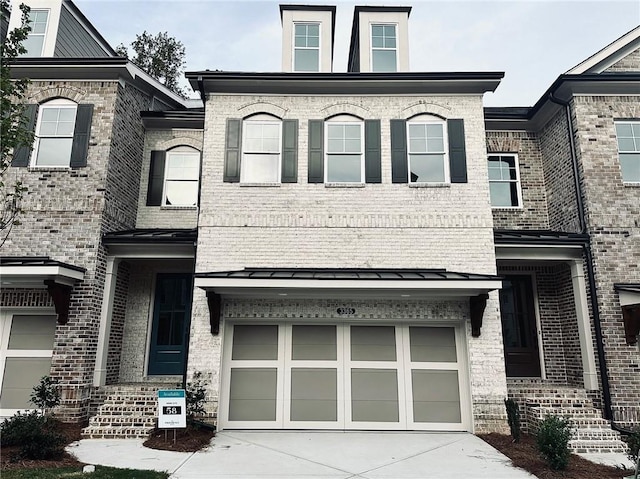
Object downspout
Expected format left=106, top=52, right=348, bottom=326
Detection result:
left=548, top=93, right=614, bottom=422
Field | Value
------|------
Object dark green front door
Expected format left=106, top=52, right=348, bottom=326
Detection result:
left=148, top=274, right=193, bottom=376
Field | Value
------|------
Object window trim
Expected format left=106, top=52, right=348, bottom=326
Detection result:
left=614, top=120, right=640, bottom=184
left=406, top=116, right=450, bottom=184
left=30, top=98, right=78, bottom=169
left=241, top=115, right=283, bottom=184
left=324, top=117, right=365, bottom=184
left=370, top=22, right=398, bottom=73
left=161, top=146, right=200, bottom=207
left=23, top=9, right=50, bottom=57
left=292, top=22, right=321, bottom=73
left=488, top=153, right=523, bottom=209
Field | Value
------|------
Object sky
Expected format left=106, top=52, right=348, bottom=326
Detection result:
left=75, top=0, right=640, bottom=106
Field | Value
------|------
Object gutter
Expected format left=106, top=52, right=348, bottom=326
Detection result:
left=548, top=92, right=615, bottom=424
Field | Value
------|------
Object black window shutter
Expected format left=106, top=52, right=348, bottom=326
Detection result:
left=69, top=104, right=93, bottom=168
left=224, top=118, right=242, bottom=182
left=364, top=120, right=381, bottom=183
left=146, top=150, right=166, bottom=206
left=390, top=119, right=408, bottom=183
left=448, top=119, right=467, bottom=183
left=11, top=104, right=38, bottom=167
left=281, top=119, right=298, bottom=183
left=308, top=120, right=324, bottom=183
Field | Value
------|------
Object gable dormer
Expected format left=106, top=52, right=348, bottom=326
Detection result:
left=280, top=4, right=336, bottom=73
left=7, top=0, right=115, bottom=58
left=347, top=6, right=411, bottom=73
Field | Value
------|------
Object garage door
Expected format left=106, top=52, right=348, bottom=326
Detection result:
left=220, top=323, right=470, bottom=431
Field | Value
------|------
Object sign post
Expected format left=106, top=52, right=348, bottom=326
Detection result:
left=158, top=389, right=186, bottom=443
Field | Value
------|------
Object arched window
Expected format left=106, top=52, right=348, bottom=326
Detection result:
left=32, top=99, right=78, bottom=167
left=241, top=114, right=282, bottom=183
left=163, top=146, right=200, bottom=206
left=406, top=114, right=448, bottom=183
left=325, top=114, right=364, bottom=183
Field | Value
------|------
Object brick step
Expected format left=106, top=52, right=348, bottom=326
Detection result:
left=569, top=439, right=628, bottom=454
left=525, top=397, right=593, bottom=407
left=82, top=426, right=154, bottom=439
left=509, top=387, right=590, bottom=399
left=527, top=407, right=603, bottom=420
left=88, top=415, right=157, bottom=426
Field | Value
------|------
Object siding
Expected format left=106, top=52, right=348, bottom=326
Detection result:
left=54, top=5, right=110, bottom=58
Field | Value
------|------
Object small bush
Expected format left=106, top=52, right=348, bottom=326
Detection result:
left=536, top=415, right=573, bottom=470
left=30, top=375, right=61, bottom=413
left=625, top=428, right=640, bottom=464
left=0, top=410, right=65, bottom=459
left=186, top=371, right=208, bottom=419
left=504, top=398, right=521, bottom=443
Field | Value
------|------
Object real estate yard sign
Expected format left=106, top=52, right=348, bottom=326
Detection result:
left=158, top=389, right=186, bottom=428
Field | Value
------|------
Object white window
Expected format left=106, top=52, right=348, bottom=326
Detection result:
left=615, top=121, right=640, bottom=183
left=163, top=147, right=200, bottom=206
left=488, top=154, right=522, bottom=208
left=407, top=116, right=448, bottom=183
left=21, top=9, right=49, bottom=56
left=325, top=116, right=364, bottom=183
left=294, top=23, right=320, bottom=72
left=371, top=24, right=397, bottom=72
left=241, top=115, right=282, bottom=183
left=31, top=99, right=77, bottom=168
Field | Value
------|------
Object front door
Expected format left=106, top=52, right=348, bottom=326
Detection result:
left=499, top=275, right=541, bottom=377
left=148, top=274, right=192, bottom=376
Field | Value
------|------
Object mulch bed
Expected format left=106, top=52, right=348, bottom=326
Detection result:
left=480, top=433, right=633, bottom=479
left=1, top=421, right=85, bottom=471
left=143, top=425, right=215, bottom=452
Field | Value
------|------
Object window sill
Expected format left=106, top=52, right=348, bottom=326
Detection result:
left=325, top=182, right=365, bottom=188
left=492, top=206, right=523, bottom=210
left=28, top=166, right=71, bottom=172
left=408, top=182, right=450, bottom=188
left=160, top=205, right=198, bottom=210
left=623, top=182, right=640, bottom=187
left=239, top=182, right=281, bottom=187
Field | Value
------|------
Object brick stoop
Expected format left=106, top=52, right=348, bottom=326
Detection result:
left=82, top=383, right=174, bottom=439
left=508, top=383, right=628, bottom=454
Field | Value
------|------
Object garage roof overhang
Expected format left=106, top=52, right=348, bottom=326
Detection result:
left=194, top=268, right=503, bottom=299
left=0, top=256, right=85, bottom=288
left=102, top=229, right=197, bottom=259
left=494, top=230, right=588, bottom=263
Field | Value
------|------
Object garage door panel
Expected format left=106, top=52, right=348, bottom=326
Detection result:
left=232, top=325, right=278, bottom=360
left=351, top=369, right=399, bottom=422
left=1, top=357, right=52, bottom=409
left=350, top=326, right=397, bottom=361
left=291, top=325, right=336, bottom=360
left=229, top=368, right=277, bottom=421
left=411, top=370, right=461, bottom=423
left=409, top=327, right=457, bottom=363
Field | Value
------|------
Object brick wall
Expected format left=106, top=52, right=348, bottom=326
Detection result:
left=604, top=46, right=640, bottom=72
left=572, top=94, right=640, bottom=426
left=136, top=129, right=202, bottom=228
left=486, top=130, right=549, bottom=229
left=106, top=261, right=130, bottom=384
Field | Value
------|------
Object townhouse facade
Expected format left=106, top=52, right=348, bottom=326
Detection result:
left=0, top=0, right=638, bottom=451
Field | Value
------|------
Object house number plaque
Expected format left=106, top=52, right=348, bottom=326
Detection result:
left=337, top=307, right=356, bottom=315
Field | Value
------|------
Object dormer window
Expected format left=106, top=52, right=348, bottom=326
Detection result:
left=294, top=23, right=320, bottom=72
left=371, top=24, right=397, bottom=72
left=22, top=9, right=49, bottom=56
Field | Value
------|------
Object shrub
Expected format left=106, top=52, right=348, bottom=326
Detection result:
left=186, top=371, right=208, bottom=419
left=0, top=410, right=65, bottom=459
left=504, top=398, right=521, bottom=443
left=625, top=428, right=640, bottom=464
left=30, top=375, right=61, bottom=413
left=536, top=415, right=573, bottom=470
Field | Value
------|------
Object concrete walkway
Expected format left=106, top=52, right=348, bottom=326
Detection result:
left=68, top=431, right=538, bottom=478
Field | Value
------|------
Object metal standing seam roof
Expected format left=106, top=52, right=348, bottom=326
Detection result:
left=195, top=268, right=502, bottom=281
left=0, top=256, right=86, bottom=273
left=494, top=229, right=589, bottom=245
left=102, top=229, right=197, bottom=244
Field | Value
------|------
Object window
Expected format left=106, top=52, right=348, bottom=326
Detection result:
left=294, top=23, right=320, bottom=72
left=325, top=116, right=364, bottom=183
left=407, top=117, right=448, bottom=183
left=21, top=10, right=49, bottom=56
left=241, top=116, right=282, bottom=183
left=371, top=24, right=397, bottom=72
left=488, top=154, right=522, bottom=207
left=32, top=99, right=77, bottom=167
left=163, top=147, right=200, bottom=206
left=615, top=121, right=640, bottom=183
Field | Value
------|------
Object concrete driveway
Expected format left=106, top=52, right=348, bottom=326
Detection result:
left=69, top=431, right=537, bottom=478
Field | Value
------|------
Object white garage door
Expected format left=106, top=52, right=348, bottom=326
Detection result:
left=220, top=323, right=470, bottom=431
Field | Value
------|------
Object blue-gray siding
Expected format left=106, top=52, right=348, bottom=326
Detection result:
left=54, top=5, right=110, bottom=57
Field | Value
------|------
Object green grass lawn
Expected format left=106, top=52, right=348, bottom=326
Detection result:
left=2, top=465, right=169, bottom=479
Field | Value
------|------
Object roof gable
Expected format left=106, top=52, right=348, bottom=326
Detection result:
left=566, top=25, right=640, bottom=74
